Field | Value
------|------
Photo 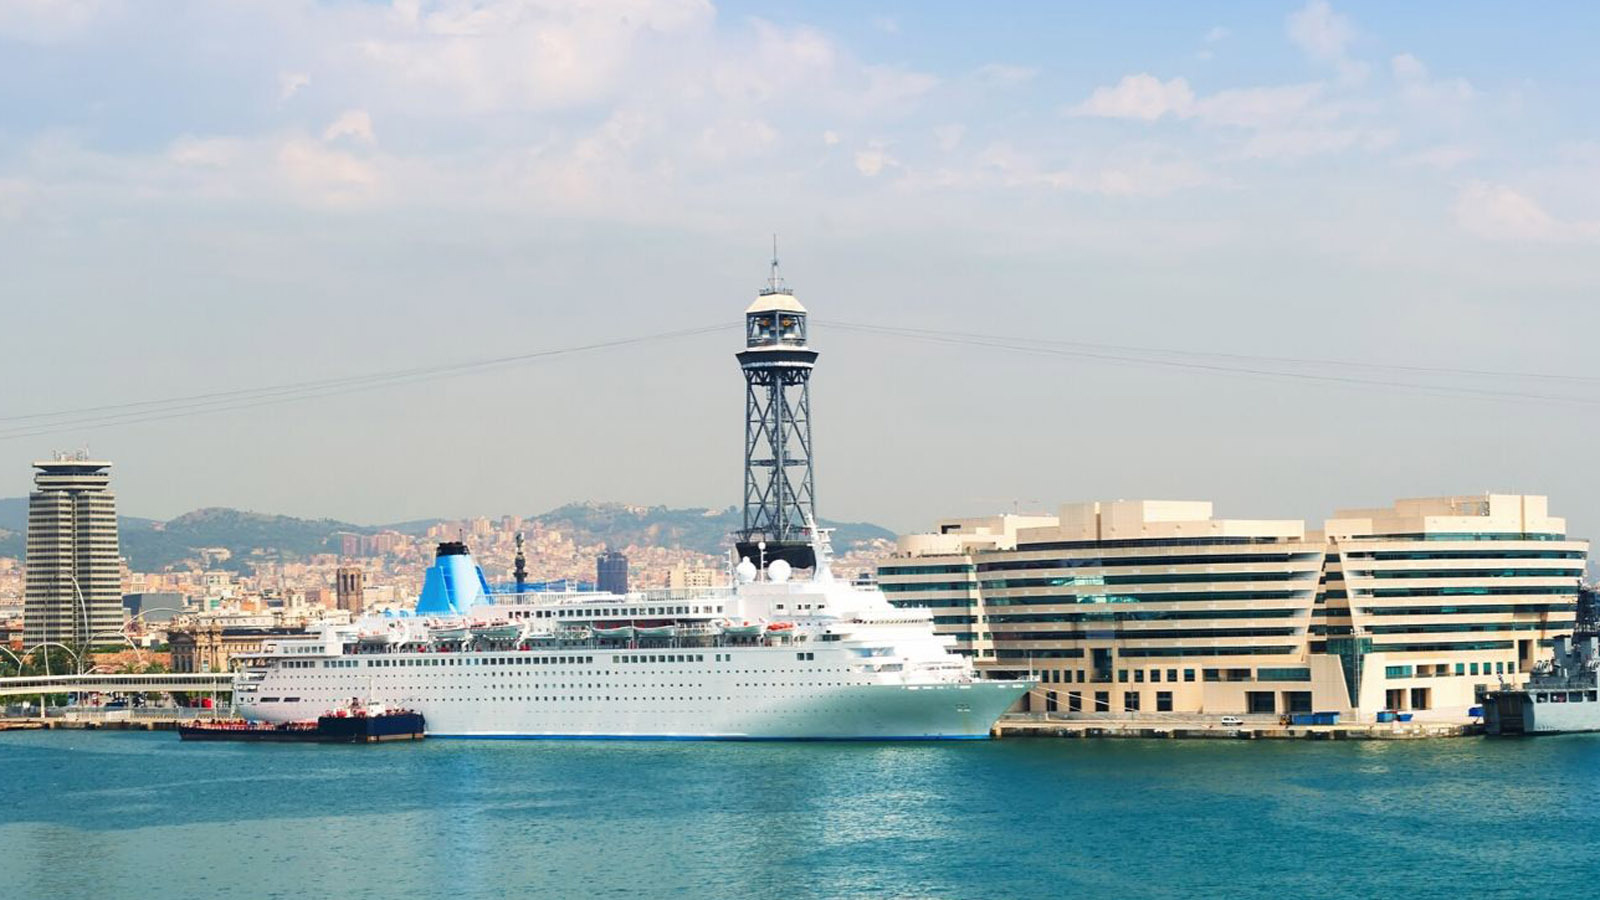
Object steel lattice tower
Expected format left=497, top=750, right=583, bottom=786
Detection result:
left=735, top=250, right=818, bottom=570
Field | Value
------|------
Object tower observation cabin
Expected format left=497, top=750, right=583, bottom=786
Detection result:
left=736, top=249, right=819, bottom=570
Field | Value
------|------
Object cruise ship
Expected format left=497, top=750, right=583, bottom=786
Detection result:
left=234, top=533, right=1030, bottom=740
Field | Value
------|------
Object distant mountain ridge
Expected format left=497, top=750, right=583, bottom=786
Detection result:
left=0, top=498, right=894, bottom=571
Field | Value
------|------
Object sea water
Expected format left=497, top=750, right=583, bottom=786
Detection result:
left=1, top=731, right=1595, bottom=899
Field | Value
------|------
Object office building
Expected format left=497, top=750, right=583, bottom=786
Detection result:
left=23, top=455, right=122, bottom=647
left=881, top=494, right=1585, bottom=721
left=1321, top=495, right=1585, bottom=717
left=597, top=550, right=629, bottom=594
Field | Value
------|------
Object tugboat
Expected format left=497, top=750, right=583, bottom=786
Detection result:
left=1483, top=592, right=1600, bottom=736
left=179, top=698, right=425, bottom=744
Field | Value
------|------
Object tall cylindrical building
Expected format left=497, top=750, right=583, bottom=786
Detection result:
left=23, top=454, right=122, bottom=649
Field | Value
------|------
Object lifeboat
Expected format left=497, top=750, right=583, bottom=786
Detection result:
left=471, top=623, right=523, bottom=642
left=635, top=624, right=678, bottom=638
left=594, top=625, right=636, bottom=639
left=721, top=621, right=764, bottom=637
left=431, top=626, right=469, bottom=642
left=766, top=622, right=795, bottom=633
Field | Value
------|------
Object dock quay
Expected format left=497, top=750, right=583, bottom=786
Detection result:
left=995, top=713, right=1483, bottom=740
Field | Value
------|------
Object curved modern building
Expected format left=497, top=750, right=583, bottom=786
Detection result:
left=882, top=494, right=1587, bottom=721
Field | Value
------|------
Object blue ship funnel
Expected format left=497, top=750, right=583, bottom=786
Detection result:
left=416, top=541, right=491, bottom=616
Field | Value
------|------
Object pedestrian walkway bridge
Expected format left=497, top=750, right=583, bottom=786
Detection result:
left=0, top=673, right=234, bottom=697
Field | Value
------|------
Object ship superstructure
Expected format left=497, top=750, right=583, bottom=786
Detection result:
left=1482, top=630, right=1600, bottom=735
left=235, top=534, right=1027, bottom=739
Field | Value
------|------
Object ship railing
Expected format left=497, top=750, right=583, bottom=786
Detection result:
left=635, top=587, right=739, bottom=602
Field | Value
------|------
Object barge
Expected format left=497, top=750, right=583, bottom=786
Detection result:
left=179, top=702, right=424, bottom=743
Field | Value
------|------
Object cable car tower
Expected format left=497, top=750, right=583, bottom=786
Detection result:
left=736, top=243, right=818, bottom=570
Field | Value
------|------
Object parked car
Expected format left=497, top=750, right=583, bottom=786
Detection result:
left=1218, top=715, right=1245, bottom=727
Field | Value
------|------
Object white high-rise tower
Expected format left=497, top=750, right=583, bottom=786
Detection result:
left=23, top=454, right=122, bottom=650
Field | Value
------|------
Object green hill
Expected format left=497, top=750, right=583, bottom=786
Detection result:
left=0, top=499, right=894, bottom=570
left=527, top=502, right=893, bottom=556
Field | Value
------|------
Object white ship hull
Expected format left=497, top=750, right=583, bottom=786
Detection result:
left=238, top=645, right=1026, bottom=739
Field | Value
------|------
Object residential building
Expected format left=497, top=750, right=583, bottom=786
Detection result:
left=667, top=563, right=728, bottom=591
left=881, top=495, right=1586, bottom=721
left=23, top=455, right=122, bottom=647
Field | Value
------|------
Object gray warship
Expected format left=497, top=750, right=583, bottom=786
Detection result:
left=1482, top=589, right=1600, bottom=735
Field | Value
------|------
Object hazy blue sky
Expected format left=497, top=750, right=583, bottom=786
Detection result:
left=2, top=1, right=1599, bottom=538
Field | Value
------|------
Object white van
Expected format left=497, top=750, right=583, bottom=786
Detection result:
left=1218, top=715, right=1245, bottom=727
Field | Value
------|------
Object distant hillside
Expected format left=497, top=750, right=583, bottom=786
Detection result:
left=528, top=502, right=893, bottom=555
left=0, top=498, right=894, bottom=570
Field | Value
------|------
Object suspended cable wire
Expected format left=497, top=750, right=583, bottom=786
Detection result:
left=821, top=321, right=1600, bottom=408
left=0, top=322, right=738, bottom=441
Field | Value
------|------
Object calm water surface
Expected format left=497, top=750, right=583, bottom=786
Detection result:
left=1, top=731, right=1595, bottom=899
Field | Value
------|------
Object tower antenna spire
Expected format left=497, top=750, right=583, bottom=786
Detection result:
left=763, top=234, right=789, bottom=295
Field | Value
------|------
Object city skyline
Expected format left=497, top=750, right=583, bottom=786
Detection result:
left=4, top=2, right=1600, bottom=540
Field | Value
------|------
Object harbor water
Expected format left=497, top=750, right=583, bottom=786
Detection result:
left=2, top=731, right=1596, bottom=899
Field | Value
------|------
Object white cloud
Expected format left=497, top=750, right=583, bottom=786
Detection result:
left=854, top=142, right=895, bottom=177
left=871, top=15, right=898, bottom=35
left=1239, top=128, right=1362, bottom=160
left=1287, top=1, right=1354, bottom=62
left=858, top=65, right=940, bottom=107
left=357, top=0, right=717, bottom=113
left=1069, top=74, right=1195, bottom=121
left=1204, top=26, right=1229, bottom=43
left=1391, top=53, right=1426, bottom=83
left=822, top=130, right=840, bottom=146
left=1399, top=145, right=1476, bottom=169
left=695, top=118, right=778, bottom=162
left=1070, top=76, right=1323, bottom=129
left=168, top=136, right=244, bottom=168
left=933, top=124, right=965, bottom=152
left=972, top=63, right=1039, bottom=88
left=923, top=142, right=1217, bottom=197
left=1042, top=160, right=1215, bottom=197
left=278, top=72, right=311, bottom=102
left=277, top=139, right=381, bottom=207
left=1454, top=182, right=1600, bottom=243
left=0, top=0, right=115, bottom=43
left=1194, top=83, right=1323, bottom=127
left=323, top=110, right=376, bottom=144
left=1391, top=53, right=1474, bottom=105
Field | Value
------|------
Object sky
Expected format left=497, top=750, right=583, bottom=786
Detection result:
left=2, top=1, right=1599, bottom=539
